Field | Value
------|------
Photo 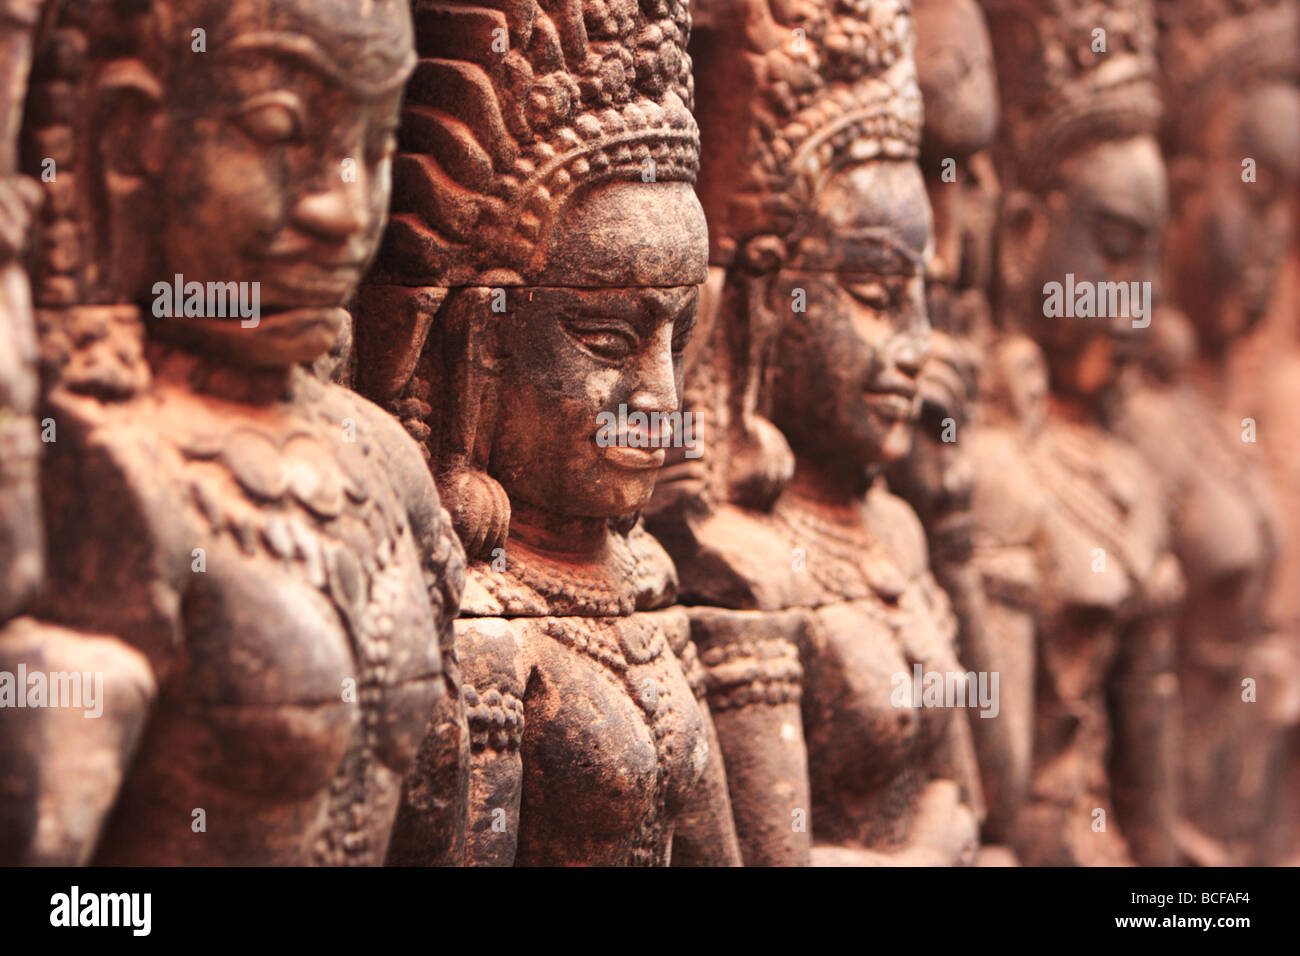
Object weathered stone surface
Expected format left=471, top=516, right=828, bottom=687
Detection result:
left=648, top=0, right=982, bottom=867
left=1, top=0, right=468, bottom=866
left=0, top=0, right=1295, bottom=869
left=353, top=0, right=742, bottom=866
left=971, top=0, right=1182, bottom=866
left=1112, top=0, right=1299, bottom=866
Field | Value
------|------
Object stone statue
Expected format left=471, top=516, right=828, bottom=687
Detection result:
left=353, top=0, right=742, bottom=866
left=0, top=0, right=468, bottom=866
left=1226, top=244, right=1300, bottom=865
left=0, top=0, right=51, bottom=855
left=0, top=0, right=45, bottom=625
left=648, top=0, right=984, bottom=866
left=888, top=0, right=1017, bottom=863
left=969, top=0, right=1183, bottom=866
left=1111, top=0, right=1298, bottom=866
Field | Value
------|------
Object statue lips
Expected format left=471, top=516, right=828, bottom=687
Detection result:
left=259, top=258, right=370, bottom=309
left=596, top=417, right=673, bottom=470
left=864, top=386, right=918, bottom=422
left=602, top=445, right=668, bottom=469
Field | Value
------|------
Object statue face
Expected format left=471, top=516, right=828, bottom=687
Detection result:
left=914, top=0, right=999, bottom=161
left=916, top=0, right=999, bottom=312
left=1026, top=134, right=1167, bottom=398
left=489, top=180, right=706, bottom=520
left=887, top=328, right=975, bottom=554
left=148, top=0, right=412, bottom=362
left=1166, top=82, right=1300, bottom=346
left=770, top=159, right=933, bottom=468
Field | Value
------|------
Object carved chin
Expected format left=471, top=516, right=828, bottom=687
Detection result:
left=147, top=308, right=345, bottom=367
left=591, top=463, right=661, bottom=517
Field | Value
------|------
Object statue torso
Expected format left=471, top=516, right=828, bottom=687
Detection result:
left=47, top=357, right=449, bottom=865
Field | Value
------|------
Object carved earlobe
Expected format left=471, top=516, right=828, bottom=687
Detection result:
left=727, top=272, right=794, bottom=511
left=92, top=60, right=165, bottom=302
left=442, top=467, right=510, bottom=562
left=94, top=60, right=164, bottom=182
left=424, top=288, right=510, bottom=562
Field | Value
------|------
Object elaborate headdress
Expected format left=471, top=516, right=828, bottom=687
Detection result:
left=1154, top=0, right=1298, bottom=153
left=693, top=0, right=923, bottom=272
left=369, top=0, right=700, bottom=288
left=647, top=0, right=922, bottom=516
left=979, top=0, right=1162, bottom=190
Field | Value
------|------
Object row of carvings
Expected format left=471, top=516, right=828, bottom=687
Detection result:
left=0, top=0, right=1296, bottom=866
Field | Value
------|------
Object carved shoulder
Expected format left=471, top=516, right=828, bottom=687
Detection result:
left=37, top=391, right=189, bottom=677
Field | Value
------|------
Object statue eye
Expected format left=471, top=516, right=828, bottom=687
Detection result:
left=567, top=325, right=634, bottom=361
left=843, top=280, right=892, bottom=310
left=1095, top=214, right=1141, bottom=261
left=234, top=96, right=305, bottom=145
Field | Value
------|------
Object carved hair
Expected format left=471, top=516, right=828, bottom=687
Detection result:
left=694, top=0, right=922, bottom=272
left=1154, top=0, right=1298, bottom=156
left=980, top=0, right=1162, bottom=193
left=667, top=0, right=922, bottom=512
left=370, top=0, right=700, bottom=287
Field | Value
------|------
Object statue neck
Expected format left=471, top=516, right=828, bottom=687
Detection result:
left=506, top=499, right=612, bottom=560
left=787, top=452, right=870, bottom=509
left=148, top=342, right=298, bottom=406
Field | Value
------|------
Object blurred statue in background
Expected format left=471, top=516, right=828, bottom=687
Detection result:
left=970, top=0, right=1183, bottom=866
left=1114, top=0, right=1297, bottom=866
left=353, top=0, right=742, bottom=866
left=0, top=0, right=45, bottom=625
left=649, top=0, right=984, bottom=866
left=0, top=0, right=468, bottom=866
left=889, top=0, right=1016, bottom=864
left=0, top=0, right=50, bottom=853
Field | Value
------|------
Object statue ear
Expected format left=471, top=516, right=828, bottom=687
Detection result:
left=996, top=188, right=1046, bottom=299
left=94, top=60, right=166, bottom=182
left=90, top=60, right=165, bottom=301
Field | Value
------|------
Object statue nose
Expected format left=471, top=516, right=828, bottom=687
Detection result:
left=628, top=328, right=679, bottom=415
left=895, top=340, right=924, bottom=377
left=293, top=174, right=371, bottom=241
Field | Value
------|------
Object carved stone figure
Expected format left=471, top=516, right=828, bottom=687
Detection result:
left=888, top=0, right=1017, bottom=863
left=1111, top=0, right=1298, bottom=866
left=970, top=0, right=1183, bottom=866
left=1226, top=245, right=1300, bottom=864
left=0, top=0, right=45, bottom=625
left=0, top=0, right=50, bottom=854
left=647, top=0, right=983, bottom=866
left=0, top=0, right=468, bottom=866
left=353, top=0, right=742, bottom=866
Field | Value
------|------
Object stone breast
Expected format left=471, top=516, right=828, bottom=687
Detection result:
left=508, top=609, right=708, bottom=865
